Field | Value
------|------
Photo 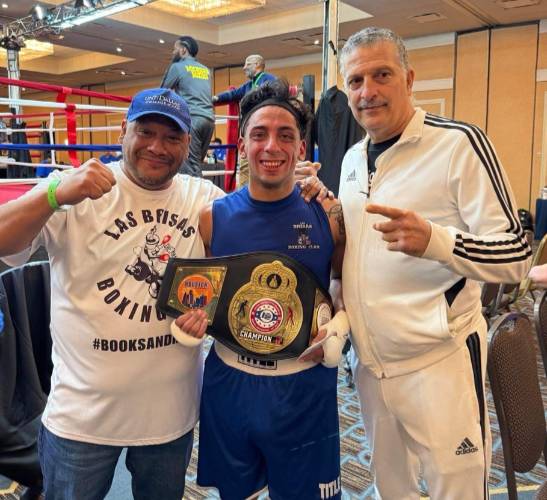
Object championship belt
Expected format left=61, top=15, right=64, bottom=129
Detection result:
left=156, top=252, right=333, bottom=360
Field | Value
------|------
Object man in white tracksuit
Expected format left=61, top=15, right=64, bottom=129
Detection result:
left=338, top=27, right=532, bottom=499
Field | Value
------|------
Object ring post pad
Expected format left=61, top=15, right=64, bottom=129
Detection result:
left=157, top=251, right=333, bottom=360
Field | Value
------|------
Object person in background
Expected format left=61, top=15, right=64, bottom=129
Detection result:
left=0, top=84, right=331, bottom=500
left=161, top=36, right=214, bottom=178
left=0, top=88, right=223, bottom=500
left=35, top=157, right=53, bottom=178
left=211, top=137, right=225, bottom=163
left=212, top=54, right=276, bottom=187
left=99, top=151, right=122, bottom=165
left=529, top=264, right=547, bottom=286
left=338, top=26, right=531, bottom=499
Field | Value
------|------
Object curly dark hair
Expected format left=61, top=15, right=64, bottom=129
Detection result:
left=239, top=78, right=312, bottom=138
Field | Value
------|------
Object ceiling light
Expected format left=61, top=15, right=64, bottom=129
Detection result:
left=151, top=0, right=265, bottom=20
left=25, top=39, right=54, bottom=53
left=120, top=70, right=126, bottom=75
left=409, top=12, right=447, bottom=23
left=313, top=39, right=320, bottom=45
left=74, top=0, right=94, bottom=7
left=496, top=0, right=540, bottom=7
left=116, top=46, right=122, bottom=52
left=1, top=4, right=8, bottom=9
left=0, top=38, right=54, bottom=61
left=281, top=36, right=304, bottom=45
left=207, top=50, right=228, bottom=57
left=29, top=4, right=48, bottom=21
left=159, top=38, right=165, bottom=44
left=59, top=0, right=151, bottom=29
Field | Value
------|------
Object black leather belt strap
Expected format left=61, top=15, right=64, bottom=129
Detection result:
left=157, top=251, right=333, bottom=360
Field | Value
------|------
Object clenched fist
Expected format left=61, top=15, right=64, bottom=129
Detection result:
left=55, top=159, right=116, bottom=206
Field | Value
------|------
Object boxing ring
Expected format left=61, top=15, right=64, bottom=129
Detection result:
left=0, top=77, right=241, bottom=204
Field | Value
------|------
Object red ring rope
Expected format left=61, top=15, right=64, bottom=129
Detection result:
left=0, top=77, right=132, bottom=103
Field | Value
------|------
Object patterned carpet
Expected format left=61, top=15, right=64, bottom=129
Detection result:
left=1, top=296, right=545, bottom=499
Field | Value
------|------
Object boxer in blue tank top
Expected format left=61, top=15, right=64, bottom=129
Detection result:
left=210, top=184, right=334, bottom=287
left=174, top=79, right=346, bottom=499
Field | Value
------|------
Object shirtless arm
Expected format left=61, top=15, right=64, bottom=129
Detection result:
left=0, top=159, right=115, bottom=257
left=198, top=201, right=214, bottom=257
left=323, top=199, right=346, bottom=285
left=300, top=198, right=347, bottom=363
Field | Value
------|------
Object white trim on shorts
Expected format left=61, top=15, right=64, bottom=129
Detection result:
left=214, top=341, right=316, bottom=376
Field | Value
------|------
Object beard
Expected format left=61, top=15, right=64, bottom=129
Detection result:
left=137, top=168, right=178, bottom=188
left=122, top=155, right=180, bottom=190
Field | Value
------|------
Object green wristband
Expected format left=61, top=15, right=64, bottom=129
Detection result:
left=47, top=178, right=62, bottom=211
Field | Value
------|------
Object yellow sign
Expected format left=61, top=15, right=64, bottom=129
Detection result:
left=185, top=65, right=209, bottom=80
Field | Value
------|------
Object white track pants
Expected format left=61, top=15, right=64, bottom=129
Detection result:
left=353, top=332, right=491, bottom=500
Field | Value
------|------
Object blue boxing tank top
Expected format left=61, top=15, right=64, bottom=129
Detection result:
left=211, top=186, right=334, bottom=290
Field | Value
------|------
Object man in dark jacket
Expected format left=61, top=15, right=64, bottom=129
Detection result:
left=161, top=36, right=214, bottom=177
left=213, top=54, right=276, bottom=187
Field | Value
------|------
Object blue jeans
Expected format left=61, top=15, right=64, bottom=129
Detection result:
left=38, top=424, right=194, bottom=500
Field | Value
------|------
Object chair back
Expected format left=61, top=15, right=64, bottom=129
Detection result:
left=525, top=229, right=535, bottom=249
left=533, top=289, right=547, bottom=380
left=493, top=282, right=520, bottom=314
left=0, top=261, right=52, bottom=488
left=481, top=283, right=501, bottom=320
left=487, top=312, right=546, bottom=499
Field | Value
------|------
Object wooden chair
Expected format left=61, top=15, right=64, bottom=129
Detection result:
left=487, top=312, right=546, bottom=499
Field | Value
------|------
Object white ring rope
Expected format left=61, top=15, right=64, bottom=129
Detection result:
left=200, top=170, right=230, bottom=176
left=3, top=126, right=122, bottom=134
left=0, top=95, right=237, bottom=188
left=0, top=159, right=73, bottom=170
left=0, top=178, right=40, bottom=184
left=48, top=112, right=56, bottom=165
left=0, top=103, right=237, bottom=120
left=0, top=160, right=229, bottom=178
left=214, top=114, right=239, bottom=120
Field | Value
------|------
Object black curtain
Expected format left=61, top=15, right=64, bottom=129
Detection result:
left=8, top=119, right=32, bottom=178
left=314, top=86, right=364, bottom=196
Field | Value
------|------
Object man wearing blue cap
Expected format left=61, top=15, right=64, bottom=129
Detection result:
left=161, top=36, right=215, bottom=178
left=0, top=86, right=330, bottom=499
left=0, top=88, right=224, bottom=500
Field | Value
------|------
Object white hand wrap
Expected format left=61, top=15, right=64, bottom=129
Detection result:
left=321, top=310, right=350, bottom=368
left=170, top=320, right=205, bottom=348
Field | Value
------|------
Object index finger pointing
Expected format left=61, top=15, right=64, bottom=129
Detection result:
left=366, top=203, right=405, bottom=220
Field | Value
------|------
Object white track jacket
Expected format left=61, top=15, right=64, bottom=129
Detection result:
left=339, top=108, right=532, bottom=378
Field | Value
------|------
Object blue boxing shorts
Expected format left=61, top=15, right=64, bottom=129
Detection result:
left=197, top=343, right=341, bottom=500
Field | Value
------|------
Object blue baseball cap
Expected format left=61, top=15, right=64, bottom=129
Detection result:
left=127, top=88, right=191, bottom=133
